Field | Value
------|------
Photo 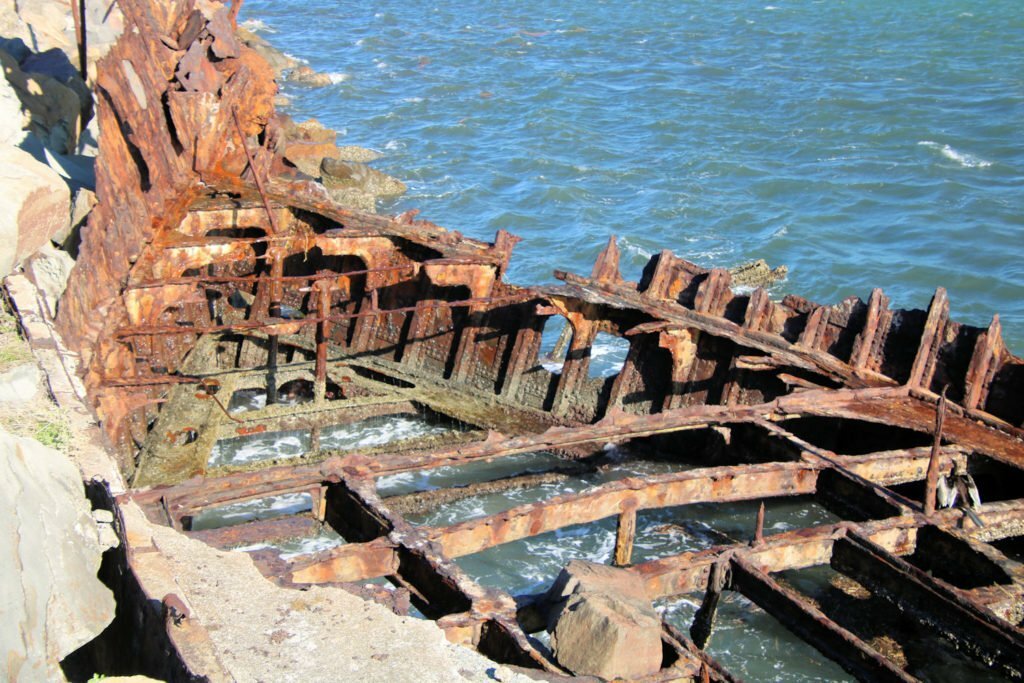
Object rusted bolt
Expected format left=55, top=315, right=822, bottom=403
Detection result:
left=166, top=428, right=198, bottom=446
left=163, top=593, right=190, bottom=625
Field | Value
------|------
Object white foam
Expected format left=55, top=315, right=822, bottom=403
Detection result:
left=207, top=492, right=312, bottom=525
left=540, top=359, right=564, bottom=373
left=918, top=140, right=992, bottom=168
left=240, top=18, right=276, bottom=33
left=320, top=415, right=449, bottom=451
left=279, top=533, right=345, bottom=560
left=326, top=72, right=350, bottom=84
left=764, top=5, right=780, bottom=9
left=618, top=236, right=654, bottom=261
left=209, top=430, right=309, bottom=467
left=282, top=52, right=309, bottom=65
left=228, top=389, right=267, bottom=414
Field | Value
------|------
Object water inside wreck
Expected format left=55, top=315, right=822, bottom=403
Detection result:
left=51, top=3, right=1024, bottom=681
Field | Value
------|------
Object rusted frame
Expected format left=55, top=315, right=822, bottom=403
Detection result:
left=130, top=386, right=916, bottom=517
left=549, top=270, right=897, bottom=389
left=132, top=381, right=1017, bottom=534
left=964, top=315, right=1005, bottom=412
left=424, top=460, right=820, bottom=560
left=315, top=476, right=559, bottom=671
left=250, top=437, right=1010, bottom=589
left=729, top=554, right=916, bottom=682
left=907, top=287, right=949, bottom=391
left=114, top=293, right=531, bottom=338
left=832, top=531, right=1024, bottom=680
left=186, top=514, right=322, bottom=550
left=125, top=263, right=417, bottom=290
left=632, top=499, right=1024, bottom=601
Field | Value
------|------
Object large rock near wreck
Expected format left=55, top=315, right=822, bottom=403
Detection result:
left=547, top=560, right=663, bottom=680
left=0, top=431, right=115, bottom=681
left=0, top=146, right=71, bottom=276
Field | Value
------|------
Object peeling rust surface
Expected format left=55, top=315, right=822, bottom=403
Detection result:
left=49, top=0, right=1024, bottom=680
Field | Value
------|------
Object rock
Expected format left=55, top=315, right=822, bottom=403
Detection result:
left=284, top=116, right=337, bottom=145
left=0, top=37, right=30, bottom=63
left=0, top=364, right=40, bottom=403
left=24, top=243, right=75, bottom=317
left=325, top=186, right=378, bottom=213
left=337, top=145, right=383, bottom=163
left=729, top=259, right=788, bottom=289
left=283, top=140, right=339, bottom=177
left=57, top=186, right=96, bottom=253
left=236, top=26, right=300, bottom=77
left=321, top=157, right=407, bottom=198
left=0, top=431, right=116, bottom=681
left=11, top=1, right=71, bottom=54
left=0, top=146, right=72, bottom=276
left=547, top=560, right=663, bottom=680
left=286, top=64, right=333, bottom=88
left=21, top=47, right=77, bottom=81
left=39, top=147, right=96, bottom=191
left=77, top=114, right=100, bottom=156
left=0, top=0, right=123, bottom=84
left=0, top=49, right=83, bottom=154
left=0, top=67, right=29, bottom=145
left=21, top=48, right=92, bottom=119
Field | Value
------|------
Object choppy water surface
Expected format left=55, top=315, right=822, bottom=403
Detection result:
left=244, top=0, right=1023, bottom=351
left=233, top=3, right=1022, bottom=677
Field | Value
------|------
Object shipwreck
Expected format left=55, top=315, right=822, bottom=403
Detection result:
left=12, top=0, right=1024, bottom=680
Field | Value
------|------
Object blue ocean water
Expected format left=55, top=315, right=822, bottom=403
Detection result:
left=243, top=0, right=1023, bottom=351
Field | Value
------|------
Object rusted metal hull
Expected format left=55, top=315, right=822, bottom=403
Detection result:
left=46, top=0, right=1024, bottom=680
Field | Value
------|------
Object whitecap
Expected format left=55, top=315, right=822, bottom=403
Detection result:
left=918, top=140, right=992, bottom=168
left=326, top=72, right=350, bottom=84
left=279, top=533, right=345, bottom=560
left=282, top=52, right=309, bottom=65
left=618, top=236, right=654, bottom=261
left=540, top=359, right=564, bottom=373
left=240, top=18, right=275, bottom=33
left=764, top=5, right=779, bottom=9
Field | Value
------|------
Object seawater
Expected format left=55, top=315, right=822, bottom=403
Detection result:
left=243, top=0, right=1023, bottom=351
left=232, top=2, right=1023, bottom=678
